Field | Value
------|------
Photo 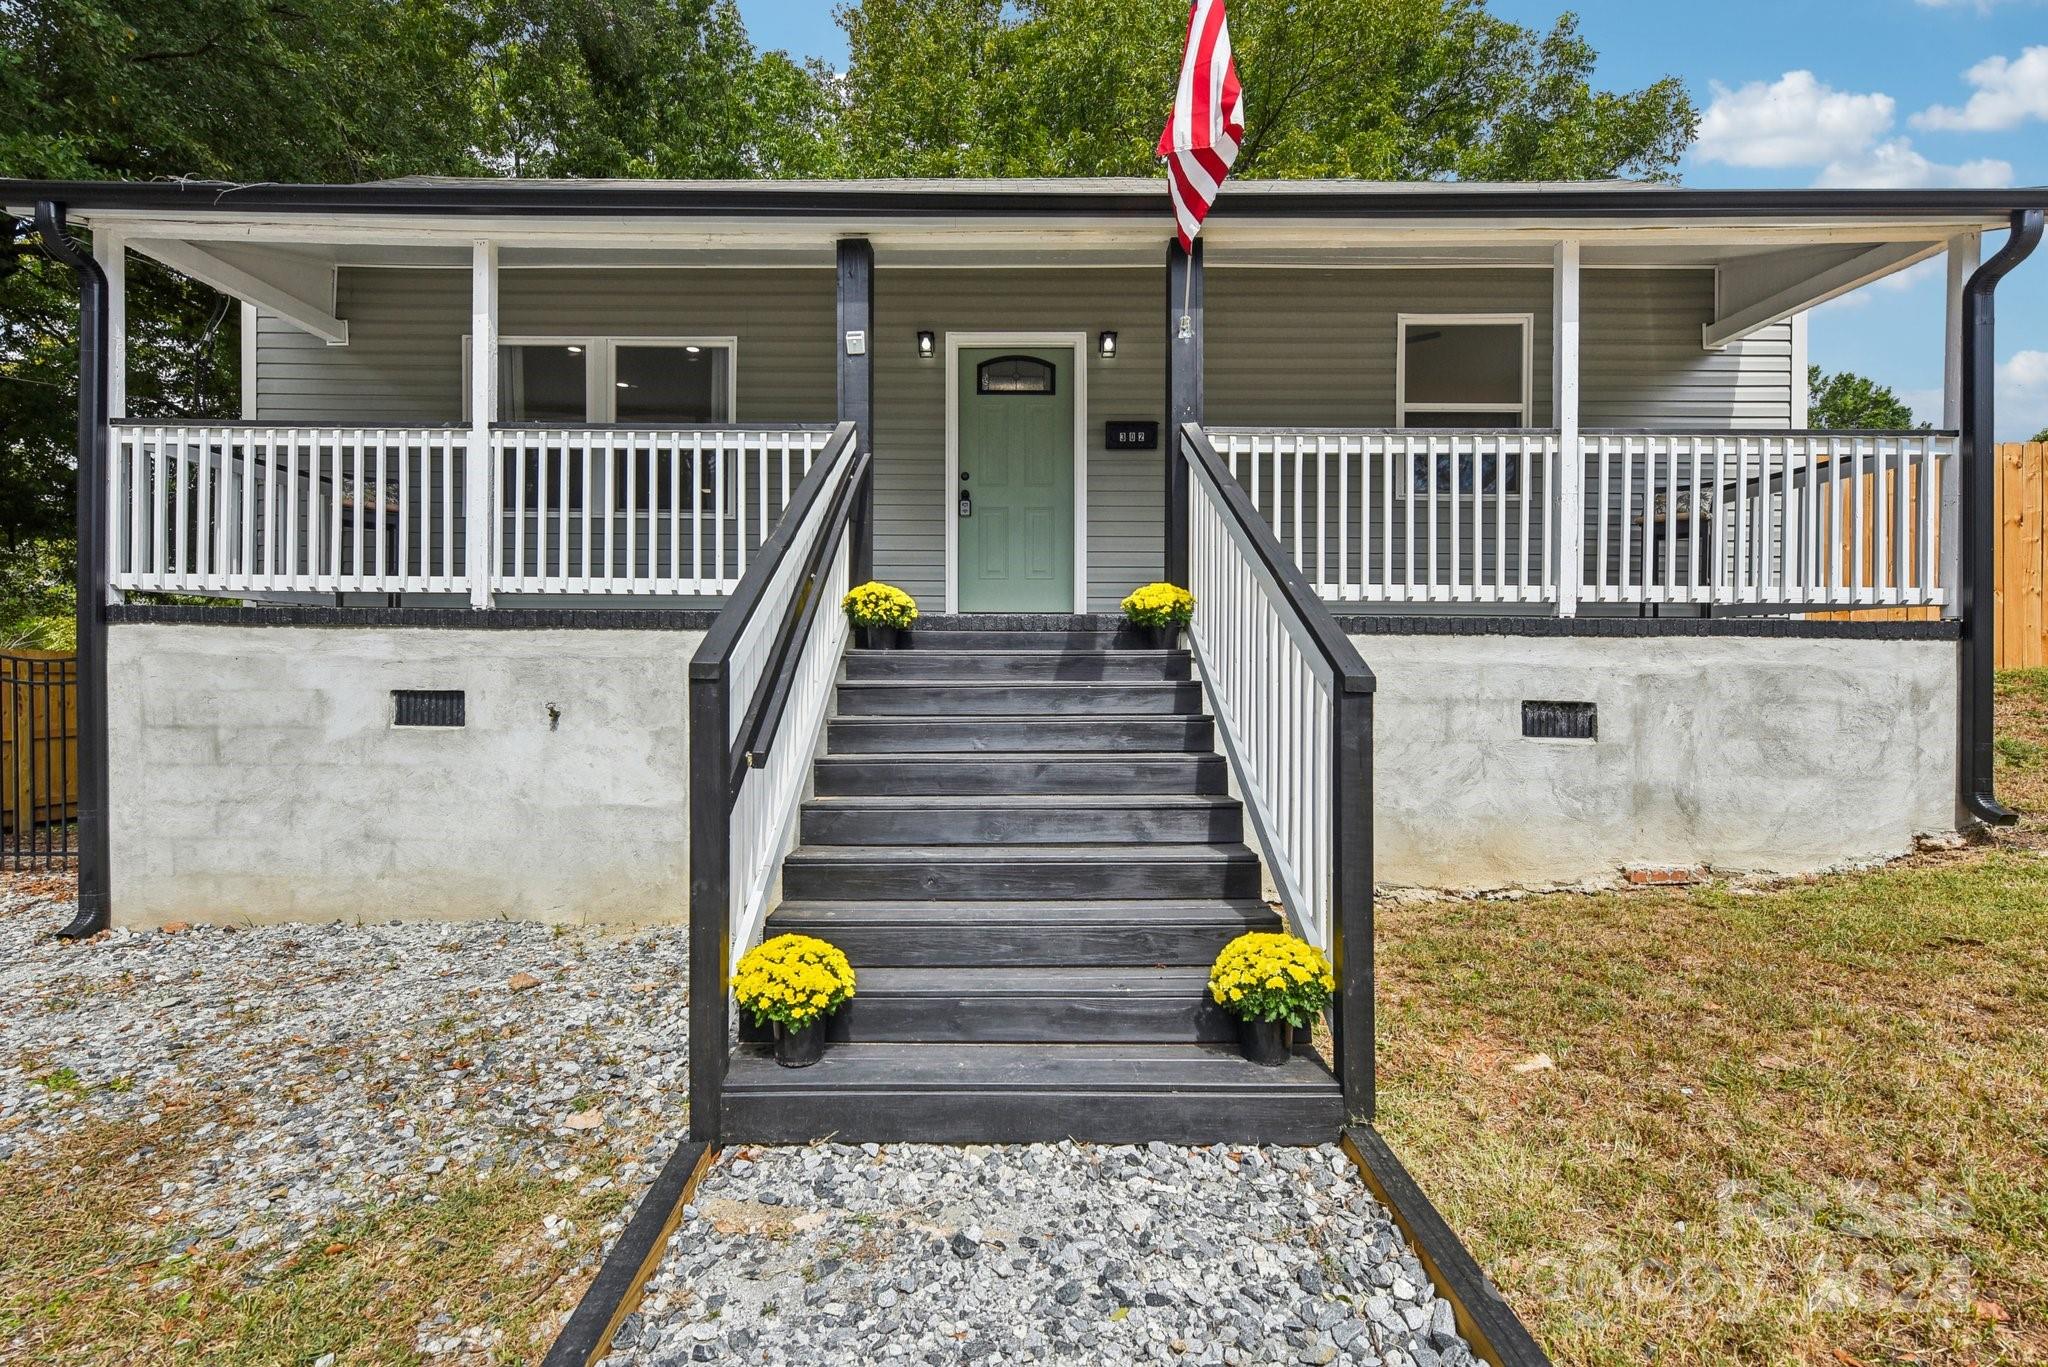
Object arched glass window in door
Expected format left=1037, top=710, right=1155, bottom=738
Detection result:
left=976, top=355, right=1057, bottom=396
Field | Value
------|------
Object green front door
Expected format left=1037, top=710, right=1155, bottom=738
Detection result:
left=957, top=347, right=1076, bottom=612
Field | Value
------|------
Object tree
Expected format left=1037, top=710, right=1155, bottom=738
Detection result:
left=0, top=0, right=493, bottom=547
left=2033, top=427, right=2048, bottom=444
left=834, top=0, right=1696, bottom=181
left=1807, top=366, right=1928, bottom=431
left=470, top=0, right=842, bottom=178
left=0, top=0, right=834, bottom=550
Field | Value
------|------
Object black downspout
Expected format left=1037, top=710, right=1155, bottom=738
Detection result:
left=33, top=201, right=113, bottom=936
left=1959, top=207, right=2044, bottom=828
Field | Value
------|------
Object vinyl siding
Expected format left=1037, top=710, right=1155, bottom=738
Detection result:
left=1205, top=267, right=1794, bottom=432
left=253, top=267, right=838, bottom=425
left=1206, top=268, right=1556, bottom=428
left=872, top=268, right=1165, bottom=612
left=1581, top=270, right=1795, bottom=430
left=251, top=262, right=1794, bottom=607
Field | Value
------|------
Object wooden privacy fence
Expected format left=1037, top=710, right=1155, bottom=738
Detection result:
left=1995, top=443, right=2048, bottom=668
left=1, top=650, right=78, bottom=868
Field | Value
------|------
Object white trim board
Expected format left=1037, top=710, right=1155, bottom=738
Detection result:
left=943, top=331, right=1090, bottom=616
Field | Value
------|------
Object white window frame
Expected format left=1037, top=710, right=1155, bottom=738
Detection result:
left=1394, top=313, right=1533, bottom=429
left=461, top=334, right=739, bottom=423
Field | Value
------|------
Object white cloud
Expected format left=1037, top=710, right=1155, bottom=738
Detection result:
left=1694, top=72, right=1895, bottom=168
left=2005, top=351, right=2048, bottom=442
left=1913, top=46, right=2048, bottom=131
left=1812, top=138, right=2013, bottom=188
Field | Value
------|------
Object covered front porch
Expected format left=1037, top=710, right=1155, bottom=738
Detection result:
left=57, top=179, right=2017, bottom=620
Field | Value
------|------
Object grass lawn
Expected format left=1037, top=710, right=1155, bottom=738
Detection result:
left=1374, top=671, right=2048, bottom=1366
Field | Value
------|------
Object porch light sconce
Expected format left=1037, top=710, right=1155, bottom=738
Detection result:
left=917, top=331, right=936, bottom=360
left=1098, top=331, right=1118, bottom=359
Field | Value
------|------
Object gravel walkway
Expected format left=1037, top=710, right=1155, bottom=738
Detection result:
left=0, top=878, right=688, bottom=1265
left=604, top=1142, right=1476, bottom=1367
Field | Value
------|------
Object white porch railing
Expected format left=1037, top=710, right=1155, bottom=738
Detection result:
left=1214, top=426, right=1955, bottom=613
left=110, top=424, right=470, bottom=595
left=1580, top=431, right=1954, bottom=609
left=721, top=462, right=858, bottom=969
left=492, top=426, right=835, bottom=596
left=1179, top=424, right=1375, bottom=1115
left=1208, top=428, right=1560, bottom=606
left=108, top=423, right=836, bottom=599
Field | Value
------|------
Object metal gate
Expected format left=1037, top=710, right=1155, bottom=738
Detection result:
left=1, top=651, right=78, bottom=868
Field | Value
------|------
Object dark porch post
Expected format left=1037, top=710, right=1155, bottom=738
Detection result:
left=1333, top=684, right=1375, bottom=1123
left=837, top=238, right=876, bottom=583
left=34, top=202, right=112, bottom=938
left=1164, top=238, right=1204, bottom=586
left=686, top=662, right=731, bottom=1143
left=1958, top=208, right=2043, bottom=828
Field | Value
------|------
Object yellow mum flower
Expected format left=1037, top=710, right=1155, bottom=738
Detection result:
left=842, top=582, right=919, bottom=629
left=735, top=933, right=858, bottom=1030
left=1120, top=582, right=1195, bottom=628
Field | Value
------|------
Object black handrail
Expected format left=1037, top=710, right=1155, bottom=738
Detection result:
left=687, top=419, right=861, bottom=1144
left=731, top=449, right=871, bottom=783
left=1177, top=423, right=1377, bottom=1126
left=690, top=421, right=858, bottom=684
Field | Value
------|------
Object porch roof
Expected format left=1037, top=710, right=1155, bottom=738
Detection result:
left=5, top=174, right=2043, bottom=233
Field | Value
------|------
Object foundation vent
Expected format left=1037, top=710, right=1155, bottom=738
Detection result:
left=1522, top=700, right=1596, bottom=741
left=393, top=689, right=466, bottom=728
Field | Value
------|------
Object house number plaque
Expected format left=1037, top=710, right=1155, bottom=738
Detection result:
left=1105, top=421, right=1160, bottom=450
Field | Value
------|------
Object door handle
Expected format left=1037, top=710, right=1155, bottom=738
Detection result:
left=958, top=490, right=973, bottom=518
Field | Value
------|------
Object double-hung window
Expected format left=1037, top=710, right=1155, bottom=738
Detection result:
left=1396, top=315, right=1532, bottom=495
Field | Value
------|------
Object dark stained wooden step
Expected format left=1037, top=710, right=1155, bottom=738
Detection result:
left=737, top=967, right=1235, bottom=1044
left=799, top=795, right=1243, bottom=846
left=721, top=1042, right=1342, bottom=1144
left=780, top=843, right=1262, bottom=901
left=812, top=753, right=1229, bottom=797
left=844, top=650, right=1191, bottom=682
left=766, top=898, right=1280, bottom=965
left=837, top=681, right=1206, bottom=717
left=828, top=716, right=1214, bottom=754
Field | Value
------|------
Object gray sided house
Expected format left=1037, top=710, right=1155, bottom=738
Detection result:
left=6, top=175, right=2045, bottom=1141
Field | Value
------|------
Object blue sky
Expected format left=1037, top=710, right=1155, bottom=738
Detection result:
left=737, top=1, right=2048, bottom=439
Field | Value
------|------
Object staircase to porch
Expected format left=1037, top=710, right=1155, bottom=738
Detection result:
left=719, top=618, right=1346, bottom=1145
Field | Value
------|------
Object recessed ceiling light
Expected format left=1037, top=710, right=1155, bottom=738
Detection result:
left=566, top=346, right=583, bottom=354
left=685, top=345, right=702, bottom=354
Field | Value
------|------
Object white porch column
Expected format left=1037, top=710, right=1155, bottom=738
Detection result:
left=93, top=230, right=125, bottom=419
left=1944, top=232, right=1981, bottom=616
left=1553, top=240, right=1582, bottom=616
left=467, top=240, right=499, bottom=609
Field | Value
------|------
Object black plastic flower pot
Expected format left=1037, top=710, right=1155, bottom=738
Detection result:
left=1236, top=1015, right=1291, bottom=1067
left=772, top=1020, right=826, bottom=1068
left=855, top=624, right=905, bottom=651
left=1132, top=623, right=1180, bottom=650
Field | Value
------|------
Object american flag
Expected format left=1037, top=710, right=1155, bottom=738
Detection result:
left=1157, top=0, right=1246, bottom=253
